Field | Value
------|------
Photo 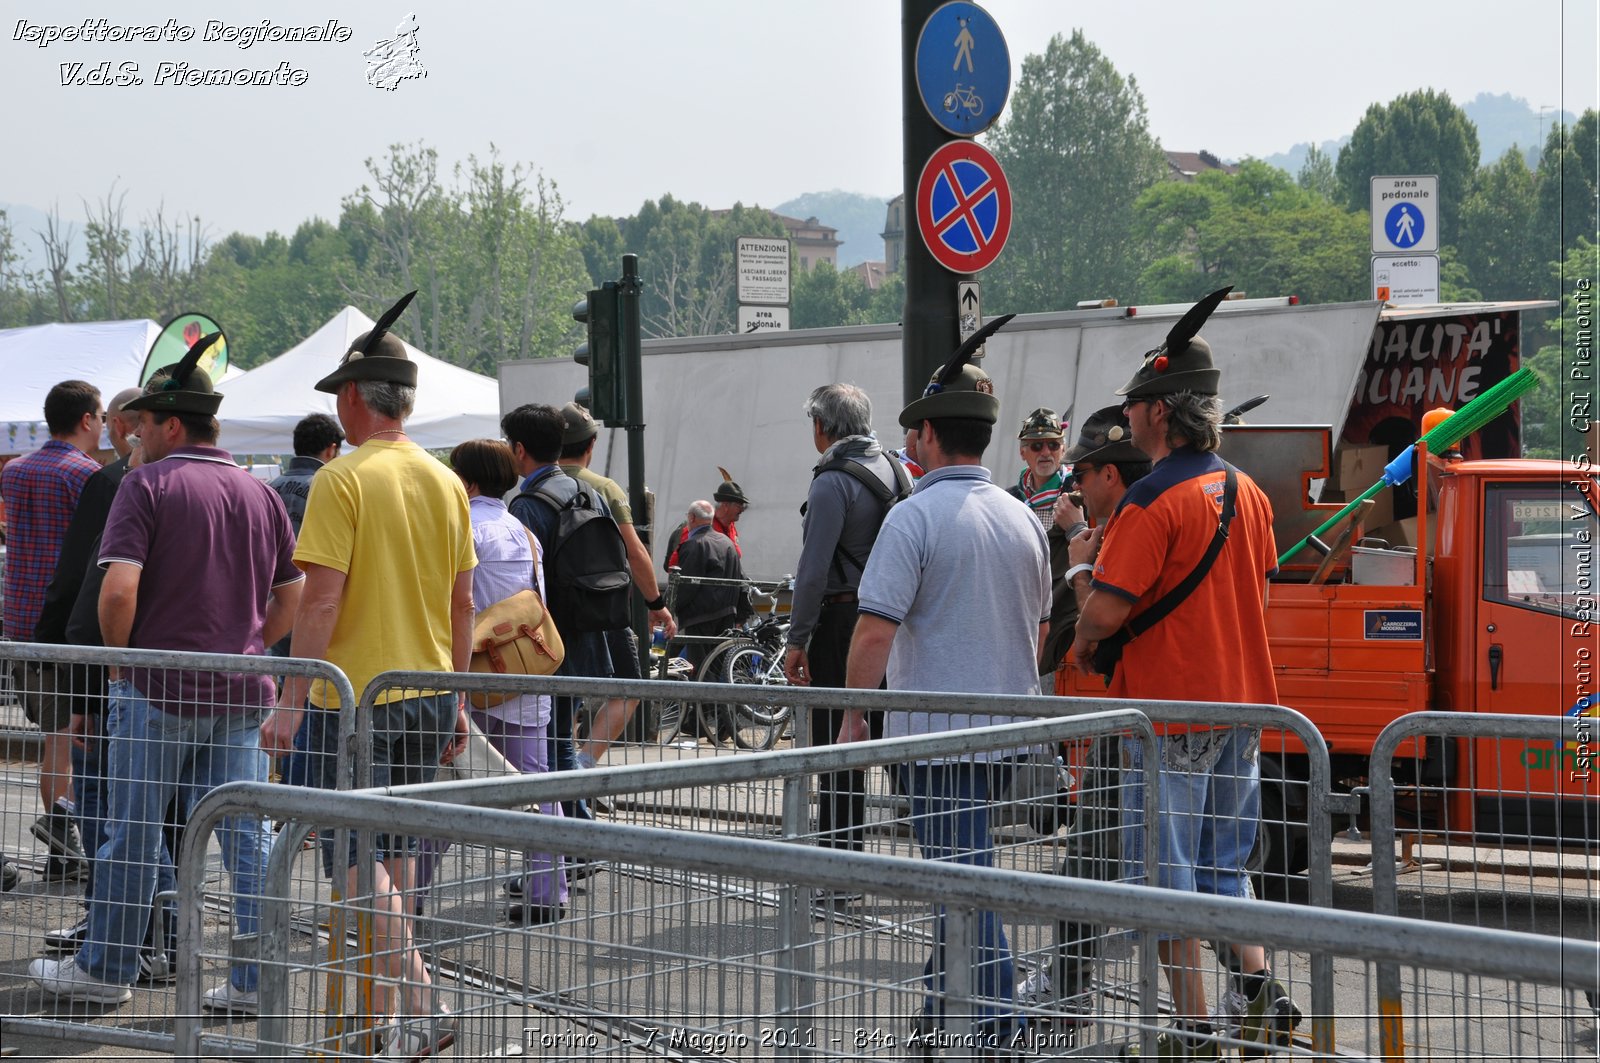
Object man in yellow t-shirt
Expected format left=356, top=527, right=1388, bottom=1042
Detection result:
left=259, top=296, right=475, bottom=1060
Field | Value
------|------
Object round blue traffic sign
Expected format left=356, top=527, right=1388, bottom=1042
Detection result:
left=1384, top=201, right=1426, bottom=249
left=915, top=2, right=1010, bottom=137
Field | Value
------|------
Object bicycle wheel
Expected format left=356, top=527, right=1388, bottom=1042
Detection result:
left=720, top=643, right=791, bottom=751
left=693, top=638, right=746, bottom=747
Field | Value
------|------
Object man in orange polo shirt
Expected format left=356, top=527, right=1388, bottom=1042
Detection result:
left=1069, top=288, right=1299, bottom=1059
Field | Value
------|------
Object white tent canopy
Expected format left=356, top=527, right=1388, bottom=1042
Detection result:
left=215, top=307, right=501, bottom=454
left=0, top=319, right=160, bottom=455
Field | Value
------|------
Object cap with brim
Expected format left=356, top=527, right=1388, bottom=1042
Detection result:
left=898, top=363, right=1000, bottom=427
left=560, top=401, right=599, bottom=445
left=1115, top=286, right=1231, bottom=399
left=314, top=330, right=419, bottom=394
left=1018, top=407, right=1064, bottom=440
left=1064, top=405, right=1145, bottom=464
left=714, top=480, right=750, bottom=505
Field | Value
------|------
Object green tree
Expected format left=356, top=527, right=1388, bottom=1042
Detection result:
left=1133, top=160, right=1368, bottom=304
left=1522, top=239, right=1599, bottom=459
left=1458, top=148, right=1548, bottom=300
left=791, top=262, right=874, bottom=329
left=984, top=30, right=1168, bottom=311
left=1535, top=110, right=1599, bottom=264
left=1296, top=144, right=1338, bottom=201
left=582, top=197, right=786, bottom=338
left=1335, top=89, right=1480, bottom=235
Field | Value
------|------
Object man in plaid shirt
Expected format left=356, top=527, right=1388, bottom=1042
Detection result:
left=2, top=379, right=104, bottom=881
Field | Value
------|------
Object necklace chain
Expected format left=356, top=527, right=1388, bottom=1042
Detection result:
left=369, top=428, right=406, bottom=439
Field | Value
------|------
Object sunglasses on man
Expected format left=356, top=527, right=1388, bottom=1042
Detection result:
left=1026, top=440, right=1062, bottom=453
left=1063, top=464, right=1099, bottom=489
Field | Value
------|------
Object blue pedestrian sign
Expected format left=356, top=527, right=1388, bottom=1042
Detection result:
left=1370, top=175, right=1439, bottom=253
left=1384, top=203, right=1425, bottom=249
left=915, top=2, right=1010, bottom=137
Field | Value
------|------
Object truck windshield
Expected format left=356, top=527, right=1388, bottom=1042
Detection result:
left=1483, top=479, right=1599, bottom=621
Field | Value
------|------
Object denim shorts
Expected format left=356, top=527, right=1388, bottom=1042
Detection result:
left=301, top=692, right=457, bottom=877
left=1121, top=726, right=1260, bottom=902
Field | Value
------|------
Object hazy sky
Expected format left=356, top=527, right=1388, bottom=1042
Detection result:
left=3, top=0, right=1595, bottom=240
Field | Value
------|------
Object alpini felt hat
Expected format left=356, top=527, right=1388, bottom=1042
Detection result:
left=1064, top=405, right=1146, bottom=465
left=898, top=314, right=1013, bottom=428
left=123, top=332, right=225, bottom=416
left=1017, top=407, right=1065, bottom=441
left=1116, top=286, right=1231, bottom=399
left=315, top=291, right=421, bottom=394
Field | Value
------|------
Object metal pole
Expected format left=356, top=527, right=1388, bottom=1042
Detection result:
left=620, top=253, right=651, bottom=678
left=901, top=0, right=960, bottom=406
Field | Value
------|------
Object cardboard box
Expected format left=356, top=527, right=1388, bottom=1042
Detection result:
left=1334, top=445, right=1388, bottom=494
left=1368, top=516, right=1419, bottom=548
left=1320, top=485, right=1394, bottom=535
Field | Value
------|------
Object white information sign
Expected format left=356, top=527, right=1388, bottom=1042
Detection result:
left=738, top=304, right=790, bottom=334
left=736, top=237, right=792, bottom=305
left=1370, top=175, right=1439, bottom=254
left=1371, top=254, right=1440, bottom=305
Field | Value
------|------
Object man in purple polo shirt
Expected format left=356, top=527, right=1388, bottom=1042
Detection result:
left=29, top=339, right=303, bottom=1010
left=2, top=378, right=104, bottom=883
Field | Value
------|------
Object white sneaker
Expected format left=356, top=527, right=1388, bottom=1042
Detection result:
left=1015, top=965, right=1053, bottom=1007
left=28, top=957, right=131, bottom=1004
left=202, top=981, right=259, bottom=1015
left=137, top=949, right=176, bottom=985
left=378, top=1010, right=458, bottom=1060
left=1212, top=987, right=1249, bottom=1041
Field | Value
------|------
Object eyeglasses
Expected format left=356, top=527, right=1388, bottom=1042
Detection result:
left=1026, top=440, right=1063, bottom=453
left=1121, top=397, right=1152, bottom=414
left=1065, top=464, right=1098, bottom=489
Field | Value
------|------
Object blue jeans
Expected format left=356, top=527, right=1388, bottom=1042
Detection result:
left=1121, top=727, right=1260, bottom=909
left=300, top=694, right=456, bottom=878
left=896, top=760, right=1019, bottom=1039
left=78, top=681, right=271, bottom=989
left=71, top=717, right=178, bottom=933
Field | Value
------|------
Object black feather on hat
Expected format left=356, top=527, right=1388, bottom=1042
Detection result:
left=1116, top=286, right=1232, bottom=398
left=898, top=314, right=1014, bottom=428
left=315, top=291, right=421, bottom=394
left=123, top=331, right=225, bottom=415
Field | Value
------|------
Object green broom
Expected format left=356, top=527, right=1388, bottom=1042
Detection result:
left=1278, top=367, right=1539, bottom=565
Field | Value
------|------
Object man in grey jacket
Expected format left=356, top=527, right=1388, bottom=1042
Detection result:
left=783, top=384, right=909, bottom=856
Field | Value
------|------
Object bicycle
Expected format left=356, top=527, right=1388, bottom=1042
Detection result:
left=705, top=615, right=793, bottom=751
left=651, top=653, right=698, bottom=744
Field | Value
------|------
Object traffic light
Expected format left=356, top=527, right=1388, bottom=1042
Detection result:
left=572, top=282, right=622, bottom=423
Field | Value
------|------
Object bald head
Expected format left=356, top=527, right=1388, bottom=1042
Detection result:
left=107, top=386, right=144, bottom=457
left=687, top=500, right=714, bottom=527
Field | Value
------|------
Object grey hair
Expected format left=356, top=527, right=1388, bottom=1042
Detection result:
left=802, top=383, right=873, bottom=440
left=356, top=379, right=416, bottom=421
left=1161, top=391, right=1224, bottom=453
left=688, top=499, right=714, bottom=522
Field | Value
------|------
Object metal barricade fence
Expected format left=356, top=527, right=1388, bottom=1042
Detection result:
left=183, top=775, right=1600, bottom=1061
left=233, top=699, right=1163, bottom=1060
left=0, top=640, right=356, bottom=1054
left=358, top=669, right=1341, bottom=1051
left=1369, top=711, right=1600, bottom=1059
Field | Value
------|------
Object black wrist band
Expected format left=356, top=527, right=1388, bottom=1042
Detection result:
left=646, top=595, right=666, bottom=611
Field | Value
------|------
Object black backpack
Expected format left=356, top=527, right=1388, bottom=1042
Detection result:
left=517, top=473, right=633, bottom=633
left=807, top=455, right=913, bottom=576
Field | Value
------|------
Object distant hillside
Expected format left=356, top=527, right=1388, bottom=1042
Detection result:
left=1, top=201, right=86, bottom=276
left=1259, top=94, right=1577, bottom=180
left=1261, top=137, right=1350, bottom=179
left=1463, top=92, right=1575, bottom=166
left=773, top=190, right=892, bottom=268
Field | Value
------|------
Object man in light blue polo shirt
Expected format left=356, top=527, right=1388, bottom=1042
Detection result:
left=839, top=320, right=1050, bottom=1051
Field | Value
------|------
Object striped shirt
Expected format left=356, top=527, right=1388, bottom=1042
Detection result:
left=2, top=440, right=99, bottom=641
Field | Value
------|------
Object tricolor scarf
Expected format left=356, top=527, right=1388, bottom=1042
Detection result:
left=1016, top=468, right=1065, bottom=526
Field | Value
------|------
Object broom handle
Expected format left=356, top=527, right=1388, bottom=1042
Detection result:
left=1278, top=479, right=1387, bottom=566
